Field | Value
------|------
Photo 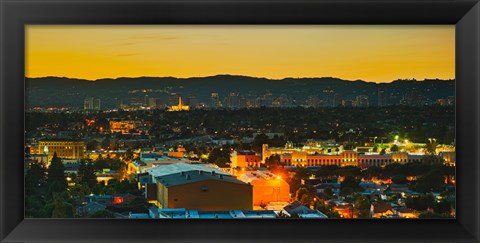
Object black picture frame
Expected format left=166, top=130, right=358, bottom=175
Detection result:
left=1, top=0, right=479, bottom=242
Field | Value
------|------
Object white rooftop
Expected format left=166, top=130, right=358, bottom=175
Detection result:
left=238, top=170, right=278, bottom=182
left=298, top=212, right=328, bottom=218
left=146, top=162, right=231, bottom=180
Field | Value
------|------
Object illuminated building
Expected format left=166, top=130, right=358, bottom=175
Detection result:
left=441, top=152, right=456, bottom=166
left=38, top=140, right=86, bottom=163
left=168, top=96, right=190, bottom=111
left=333, top=204, right=355, bottom=218
left=210, top=92, right=222, bottom=108
left=322, top=90, right=335, bottom=107
left=264, top=92, right=273, bottom=107
left=109, top=120, right=138, bottom=134
left=155, top=170, right=252, bottom=210
left=355, top=95, right=369, bottom=107
left=333, top=93, right=342, bottom=107
left=187, top=94, right=198, bottom=108
left=263, top=143, right=429, bottom=168
left=305, top=95, right=320, bottom=108
left=148, top=98, right=165, bottom=109
left=405, top=90, right=424, bottom=106
left=436, top=98, right=447, bottom=106
left=230, top=150, right=262, bottom=168
left=370, top=202, right=394, bottom=218
left=447, top=96, right=455, bottom=105
left=377, top=89, right=387, bottom=107
left=146, top=162, right=230, bottom=179
left=169, top=93, right=180, bottom=106
left=396, top=208, right=419, bottom=218
left=225, top=92, right=239, bottom=109
left=129, top=153, right=196, bottom=173
left=283, top=201, right=328, bottom=218
left=237, top=170, right=290, bottom=206
left=130, top=93, right=145, bottom=108
left=151, top=207, right=277, bottom=218
left=167, top=151, right=185, bottom=158
left=83, top=97, right=101, bottom=111
left=262, top=142, right=338, bottom=164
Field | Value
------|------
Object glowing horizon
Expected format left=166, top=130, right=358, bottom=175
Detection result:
left=26, top=25, right=455, bottom=83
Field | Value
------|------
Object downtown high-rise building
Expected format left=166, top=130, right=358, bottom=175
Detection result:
left=84, top=97, right=101, bottom=111
left=377, top=89, right=387, bottom=107
left=333, top=93, right=342, bottom=107
left=210, top=92, right=222, bottom=108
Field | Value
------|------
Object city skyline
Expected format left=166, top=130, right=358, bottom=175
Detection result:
left=26, top=25, right=454, bottom=83
left=24, top=25, right=456, bottom=220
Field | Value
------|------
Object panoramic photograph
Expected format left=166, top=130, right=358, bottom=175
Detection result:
left=24, top=25, right=455, bottom=219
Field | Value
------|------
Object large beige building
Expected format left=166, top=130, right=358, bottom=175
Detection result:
left=155, top=170, right=252, bottom=210
left=263, top=143, right=446, bottom=168
left=38, top=140, right=86, bottom=163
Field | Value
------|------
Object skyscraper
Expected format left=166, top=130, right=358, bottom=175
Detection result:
left=187, top=94, right=198, bottom=109
left=333, top=93, right=342, bottom=107
left=84, top=97, right=101, bottom=111
left=211, top=92, right=221, bottom=109
left=130, top=94, right=144, bottom=108
left=377, top=89, right=386, bottom=107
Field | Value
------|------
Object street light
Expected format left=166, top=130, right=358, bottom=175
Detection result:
left=374, top=136, right=378, bottom=144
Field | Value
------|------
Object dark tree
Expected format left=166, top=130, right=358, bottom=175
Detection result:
left=379, top=148, right=386, bottom=155
left=25, top=162, right=47, bottom=196
left=390, top=144, right=399, bottom=152
left=47, top=153, right=67, bottom=193
left=50, top=193, right=67, bottom=218
left=252, top=133, right=269, bottom=153
left=89, top=209, right=115, bottom=218
left=354, top=194, right=371, bottom=218
left=414, top=170, right=445, bottom=193
left=78, top=160, right=97, bottom=189
left=392, top=174, right=407, bottom=184
left=341, top=175, right=361, bottom=191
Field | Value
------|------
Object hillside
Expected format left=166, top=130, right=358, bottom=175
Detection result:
left=25, top=75, right=455, bottom=108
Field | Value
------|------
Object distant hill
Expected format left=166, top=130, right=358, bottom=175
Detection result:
left=25, top=75, right=455, bottom=108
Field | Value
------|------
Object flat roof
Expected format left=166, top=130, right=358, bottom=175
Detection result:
left=155, top=170, right=247, bottom=187
left=147, top=162, right=230, bottom=178
left=157, top=208, right=278, bottom=218
left=298, top=212, right=328, bottom=218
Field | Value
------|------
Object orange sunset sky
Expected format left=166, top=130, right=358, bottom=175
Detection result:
left=25, top=25, right=455, bottom=83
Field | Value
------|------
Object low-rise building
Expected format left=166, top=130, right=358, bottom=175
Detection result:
left=109, top=120, right=140, bottom=134
left=282, top=201, right=328, bottom=218
left=266, top=143, right=436, bottom=168
left=76, top=202, right=106, bottom=217
left=155, top=170, right=253, bottom=210
left=237, top=170, right=290, bottom=206
left=441, top=152, right=456, bottom=166
left=128, top=152, right=196, bottom=173
left=230, top=150, right=262, bottom=168
left=395, top=207, right=419, bottom=218
left=370, top=202, right=394, bottom=218
left=38, top=139, right=86, bottom=164
left=145, top=162, right=230, bottom=182
left=151, top=207, right=277, bottom=219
